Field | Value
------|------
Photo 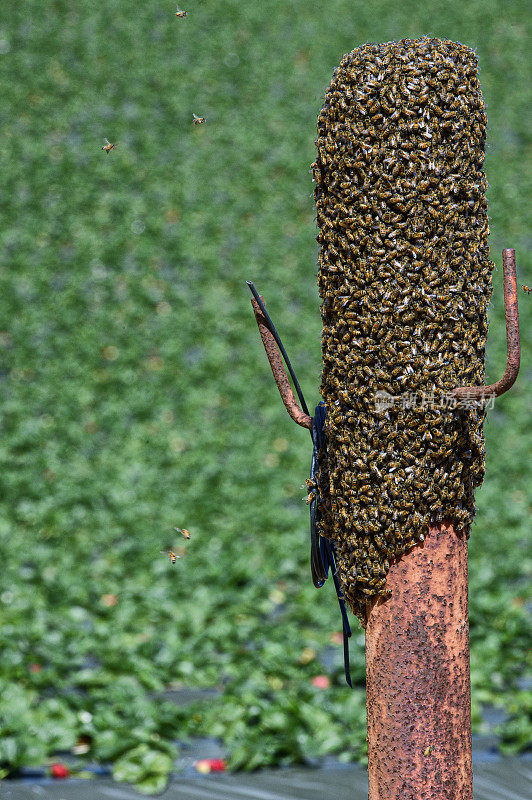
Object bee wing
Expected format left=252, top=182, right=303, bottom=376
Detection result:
left=104, top=138, right=111, bottom=145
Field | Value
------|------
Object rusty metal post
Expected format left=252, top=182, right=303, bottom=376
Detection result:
left=365, top=522, right=472, bottom=799
left=249, top=262, right=520, bottom=800
left=247, top=256, right=520, bottom=798
left=248, top=35, right=522, bottom=800
left=362, top=250, right=520, bottom=800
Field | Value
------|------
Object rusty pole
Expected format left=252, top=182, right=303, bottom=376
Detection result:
left=364, top=249, right=520, bottom=800
left=248, top=248, right=520, bottom=800
left=365, top=522, right=471, bottom=799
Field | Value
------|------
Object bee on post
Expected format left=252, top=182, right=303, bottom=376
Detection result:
left=161, top=547, right=181, bottom=564
left=522, top=285, right=531, bottom=295
left=192, top=113, right=206, bottom=125
left=101, top=138, right=117, bottom=154
left=175, top=6, right=187, bottom=17
left=174, top=527, right=191, bottom=540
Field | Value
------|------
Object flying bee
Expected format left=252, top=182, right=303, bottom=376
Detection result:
left=522, top=285, right=531, bottom=295
left=161, top=547, right=181, bottom=564
left=175, top=6, right=187, bottom=17
left=192, top=113, right=206, bottom=124
left=101, top=138, right=116, bottom=154
left=174, top=527, right=191, bottom=539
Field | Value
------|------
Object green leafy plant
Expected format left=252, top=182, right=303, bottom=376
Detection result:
left=113, top=744, right=175, bottom=795
left=0, top=0, right=530, bottom=793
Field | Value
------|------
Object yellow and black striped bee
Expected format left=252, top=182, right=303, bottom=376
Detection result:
left=161, top=547, right=181, bottom=564
left=522, top=285, right=531, bottom=295
left=192, top=113, right=206, bottom=125
left=175, top=6, right=187, bottom=17
left=174, top=527, right=191, bottom=540
left=101, top=138, right=116, bottom=154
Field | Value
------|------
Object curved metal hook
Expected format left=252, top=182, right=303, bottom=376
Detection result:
left=451, top=249, right=520, bottom=404
left=248, top=288, right=312, bottom=430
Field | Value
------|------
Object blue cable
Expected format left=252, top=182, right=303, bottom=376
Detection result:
left=247, top=282, right=353, bottom=688
left=311, top=402, right=353, bottom=688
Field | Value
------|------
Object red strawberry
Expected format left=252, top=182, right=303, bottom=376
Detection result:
left=194, top=758, right=227, bottom=773
left=50, top=763, right=70, bottom=779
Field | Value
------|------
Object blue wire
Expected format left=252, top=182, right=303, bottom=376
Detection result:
left=246, top=283, right=353, bottom=688
left=311, top=402, right=353, bottom=688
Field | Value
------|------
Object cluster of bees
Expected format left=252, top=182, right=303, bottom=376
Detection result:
left=310, top=36, right=493, bottom=623
left=102, top=7, right=204, bottom=154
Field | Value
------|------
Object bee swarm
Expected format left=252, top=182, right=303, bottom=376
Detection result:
left=311, top=37, right=493, bottom=623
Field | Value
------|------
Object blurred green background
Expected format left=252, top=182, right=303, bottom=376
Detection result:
left=0, top=0, right=530, bottom=793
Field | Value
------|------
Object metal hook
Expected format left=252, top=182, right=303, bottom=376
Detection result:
left=451, top=248, right=520, bottom=403
left=247, top=282, right=312, bottom=431
left=248, top=249, right=520, bottom=417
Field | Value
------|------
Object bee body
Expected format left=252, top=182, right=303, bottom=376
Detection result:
left=175, top=6, right=187, bottom=17
left=101, top=138, right=116, bottom=154
left=193, top=113, right=206, bottom=125
left=161, top=547, right=181, bottom=564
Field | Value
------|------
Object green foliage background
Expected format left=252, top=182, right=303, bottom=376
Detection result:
left=0, top=0, right=530, bottom=791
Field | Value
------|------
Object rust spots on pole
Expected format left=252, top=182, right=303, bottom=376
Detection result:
left=452, top=248, right=520, bottom=403
left=249, top=297, right=312, bottom=431
left=365, top=522, right=472, bottom=800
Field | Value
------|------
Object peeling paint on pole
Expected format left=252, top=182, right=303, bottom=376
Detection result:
left=365, top=522, right=472, bottom=800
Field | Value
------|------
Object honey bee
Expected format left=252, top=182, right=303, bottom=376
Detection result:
left=101, top=138, right=116, bottom=154
left=192, top=113, right=206, bottom=125
left=175, top=6, right=187, bottom=17
left=522, top=285, right=531, bottom=294
left=174, top=527, right=191, bottom=539
left=161, top=547, right=181, bottom=564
